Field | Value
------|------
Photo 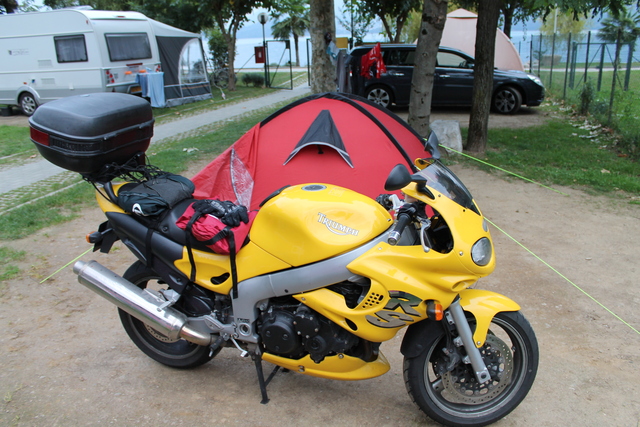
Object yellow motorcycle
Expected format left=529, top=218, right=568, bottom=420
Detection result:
left=30, top=93, right=538, bottom=426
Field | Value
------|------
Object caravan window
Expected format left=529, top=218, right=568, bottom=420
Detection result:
left=105, top=33, right=152, bottom=61
left=54, top=35, right=88, bottom=63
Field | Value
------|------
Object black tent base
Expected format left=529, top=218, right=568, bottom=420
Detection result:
left=164, top=93, right=212, bottom=108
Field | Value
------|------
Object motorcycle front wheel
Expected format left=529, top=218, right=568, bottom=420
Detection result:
left=118, top=261, right=219, bottom=369
left=403, top=311, right=538, bottom=427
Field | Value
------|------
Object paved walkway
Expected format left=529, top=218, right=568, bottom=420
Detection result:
left=0, top=85, right=311, bottom=195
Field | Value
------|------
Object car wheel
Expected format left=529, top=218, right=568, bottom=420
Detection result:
left=19, top=93, right=38, bottom=116
left=366, top=86, right=393, bottom=108
left=493, top=86, right=522, bottom=114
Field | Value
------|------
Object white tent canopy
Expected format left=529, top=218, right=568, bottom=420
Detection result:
left=440, top=8, right=525, bottom=72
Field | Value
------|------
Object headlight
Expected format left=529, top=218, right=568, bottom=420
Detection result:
left=471, top=237, right=492, bottom=266
left=527, top=74, right=544, bottom=87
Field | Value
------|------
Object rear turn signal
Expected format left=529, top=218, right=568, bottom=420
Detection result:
left=426, top=300, right=443, bottom=321
left=86, top=231, right=102, bottom=244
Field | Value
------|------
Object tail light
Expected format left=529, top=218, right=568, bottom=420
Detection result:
left=105, top=69, right=115, bottom=84
left=30, top=126, right=50, bottom=146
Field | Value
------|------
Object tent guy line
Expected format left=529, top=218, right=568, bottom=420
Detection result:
left=485, top=217, right=639, bottom=336
left=443, top=145, right=569, bottom=196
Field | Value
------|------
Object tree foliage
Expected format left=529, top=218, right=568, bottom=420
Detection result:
left=338, top=0, right=374, bottom=46
left=400, top=10, right=421, bottom=43
left=43, top=0, right=131, bottom=10
left=539, top=8, right=591, bottom=36
left=134, top=0, right=272, bottom=91
left=598, top=6, right=640, bottom=44
left=270, top=0, right=310, bottom=67
left=361, top=0, right=422, bottom=43
left=205, top=26, right=229, bottom=70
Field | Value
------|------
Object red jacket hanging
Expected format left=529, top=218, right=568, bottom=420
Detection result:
left=360, top=42, right=387, bottom=79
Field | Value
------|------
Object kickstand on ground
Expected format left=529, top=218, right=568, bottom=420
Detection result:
left=252, top=353, right=284, bottom=404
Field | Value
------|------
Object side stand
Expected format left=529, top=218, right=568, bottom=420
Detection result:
left=252, top=353, right=284, bottom=404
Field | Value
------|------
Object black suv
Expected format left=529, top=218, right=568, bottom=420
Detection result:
left=349, top=44, right=545, bottom=114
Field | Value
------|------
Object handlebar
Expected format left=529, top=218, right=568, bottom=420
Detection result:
left=387, top=212, right=412, bottom=245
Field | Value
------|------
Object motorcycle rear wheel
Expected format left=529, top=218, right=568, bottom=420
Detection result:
left=403, top=311, right=538, bottom=427
left=118, top=261, right=219, bottom=369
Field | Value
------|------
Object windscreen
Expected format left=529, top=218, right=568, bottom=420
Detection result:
left=416, top=160, right=479, bottom=215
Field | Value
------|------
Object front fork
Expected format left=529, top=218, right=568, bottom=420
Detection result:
left=446, top=299, right=492, bottom=384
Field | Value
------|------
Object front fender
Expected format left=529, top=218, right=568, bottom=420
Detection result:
left=401, top=289, right=520, bottom=358
left=459, top=289, right=520, bottom=347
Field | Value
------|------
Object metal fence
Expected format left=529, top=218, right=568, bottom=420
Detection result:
left=523, top=31, right=639, bottom=104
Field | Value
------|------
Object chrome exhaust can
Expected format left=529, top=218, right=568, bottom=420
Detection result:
left=73, top=260, right=211, bottom=345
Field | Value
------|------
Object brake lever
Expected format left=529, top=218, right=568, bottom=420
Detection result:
left=419, top=218, right=433, bottom=253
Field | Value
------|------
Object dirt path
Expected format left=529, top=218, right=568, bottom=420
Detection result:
left=1, top=107, right=639, bottom=426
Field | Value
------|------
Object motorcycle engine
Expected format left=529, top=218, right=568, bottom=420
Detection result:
left=259, top=303, right=358, bottom=363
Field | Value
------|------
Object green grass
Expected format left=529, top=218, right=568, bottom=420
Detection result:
left=0, top=183, right=94, bottom=240
left=534, top=69, right=640, bottom=159
left=460, top=118, right=640, bottom=196
left=0, top=126, right=36, bottom=160
left=0, top=246, right=26, bottom=282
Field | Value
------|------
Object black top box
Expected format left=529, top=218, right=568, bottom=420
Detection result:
left=29, top=92, right=154, bottom=179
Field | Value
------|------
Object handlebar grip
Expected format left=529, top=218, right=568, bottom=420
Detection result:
left=388, top=212, right=412, bottom=245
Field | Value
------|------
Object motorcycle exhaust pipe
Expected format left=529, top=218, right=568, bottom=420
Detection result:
left=73, top=260, right=213, bottom=347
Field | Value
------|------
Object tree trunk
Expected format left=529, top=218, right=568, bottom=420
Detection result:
left=502, top=4, right=514, bottom=38
left=394, top=17, right=405, bottom=43
left=293, top=34, right=300, bottom=67
left=608, top=28, right=622, bottom=125
left=309, top=0, right=336, bottom=93
left=379, top=14, right=395, bottom=42
left=466, top=0, right=500, bottom=154
left=227, top=33, right=237, bottom=91
left=215, top=15, right=238, bottom=91
left=407, top=0, right=448, bottom=138
left=1, top=0, right=18, bottom=13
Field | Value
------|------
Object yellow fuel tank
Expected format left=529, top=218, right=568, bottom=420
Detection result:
left=250, top=184, right=392, bottom=266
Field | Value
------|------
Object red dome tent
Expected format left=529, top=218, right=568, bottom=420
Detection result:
left=191, top=93, right=430, bottom=210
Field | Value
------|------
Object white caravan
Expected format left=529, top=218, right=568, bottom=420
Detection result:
left=0, top=9, right=163, bottom=115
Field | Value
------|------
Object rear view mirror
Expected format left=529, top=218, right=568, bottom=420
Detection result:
left=425, top=131, right=441, bottom=160
left=384, top=164, right=412, bottom=191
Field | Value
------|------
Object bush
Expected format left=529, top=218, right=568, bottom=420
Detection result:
left=241, top=73, right=265, bottom=87
left=579, top=80, right=594, bottom=115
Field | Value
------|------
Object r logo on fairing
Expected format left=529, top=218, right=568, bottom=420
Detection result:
left=317, top=213, right=360, bottom=236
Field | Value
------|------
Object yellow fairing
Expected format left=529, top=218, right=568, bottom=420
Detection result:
left=250, top=184, right=392, bottom=266
left=294, top=178, right=497, bottom=343
left=403, top=182, right=495, bottom=276
left=459, top=289, right=521, bottom=347
left=262, top=351, right=390, bottom=380
left=174, top=242, right=291, bottom=294
left=95, top=184, right=125, bottom=214
left=300, top=244, right=472, bottom=341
